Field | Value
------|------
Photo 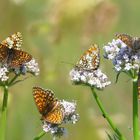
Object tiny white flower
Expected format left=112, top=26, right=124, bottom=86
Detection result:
left=0, top=67, right=9, bottom=81
left=43, top=123, right=52, bottom=132
left=69, top=69, right=80, bottom=82
left=80, top=75, right=87, bottom=83
left=114, top=64, right=122, bottom=71
left=124, top=63, right=132, bottom=71
left=25, top=59, right=40, bottom=75
left=61, top=100, right=76, bottom=116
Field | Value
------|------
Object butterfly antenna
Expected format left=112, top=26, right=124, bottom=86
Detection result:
left=60, top=61, right=74, bottom=66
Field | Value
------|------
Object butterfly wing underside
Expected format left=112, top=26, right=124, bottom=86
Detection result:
left=116, top=33, right=133, bottom=48
left=76, top=44, right=100, bottom=71
left=1, top=32, right=22, bottom=49
left=33, top=87, right=64, bottom=124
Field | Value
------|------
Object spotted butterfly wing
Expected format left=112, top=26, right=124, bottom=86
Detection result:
left=33, top=86, right=64, bottom=124
left=8, top=49, right=32, bottom=68
left=116, top=34, right=134, bottom=48
left=116, top=33, right=140, bottom=52
left=0, top=44, right=9, bottom=63
left=1, top=32, right=22, bottom=50
left=116, top=33, right=133, bottom=48
left=43, top=103, right=64, bottom=124
left=75, top=44, right=100, bottom=71
left=0, top=32, right=32, bottom=68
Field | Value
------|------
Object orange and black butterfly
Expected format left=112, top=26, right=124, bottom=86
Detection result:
left=33, top=86, right=64, bottom=124
left=116, top=33, right=140, bottom=52
left=75, top=44, right=100, bottom=71
left=0, top=32, right=32, bottom=68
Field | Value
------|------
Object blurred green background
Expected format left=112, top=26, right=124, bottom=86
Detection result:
left=0, top=0, right=140, bottom=139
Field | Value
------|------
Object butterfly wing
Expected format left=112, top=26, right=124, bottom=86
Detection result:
left=116, top=33, right=133, bottom=48
left=76, top=44, right=100, bottom=71
left=0, top=44, right=8, bottom=63
left=33, top=87, right=64, bottom=124
left=43, top=103, right=64, bottom=124
left=8, top=49, right=32, bottom=68
left=1, top=32, right=22, bottom=50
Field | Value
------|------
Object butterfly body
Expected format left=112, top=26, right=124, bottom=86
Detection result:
left=75, top=44, right=100, bottom=71
left=33, top=86, right=64, bottom=124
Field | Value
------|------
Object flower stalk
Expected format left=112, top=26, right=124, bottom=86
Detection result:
left=33, top=131, right=46, bottom=140
left=91, top=88, right=126, bottom=140
left=133, top=78, right=139, bottom=140
left=0, top=85, right=9, bottom=140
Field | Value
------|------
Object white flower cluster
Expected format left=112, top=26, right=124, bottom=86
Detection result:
left=43, top=100, right=79, bottom=137
left=0, top=67, right=9, bottom=81
left=61, top=100, right=79, bottom=124
left=24, top=59, right=40, bottom=76
left=70, top=68, right=111, bottom=89
left=43, top=123, right=66, bottom=138
left=0, top=58, right=39, bottom=83
left=103, top=39, right=140, bottom=72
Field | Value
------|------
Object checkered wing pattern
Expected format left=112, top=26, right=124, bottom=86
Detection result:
left=0, top=33, right=32, bottom=68
left=76, top=44, right=100, bottom=71
left=1, top=32, right=22, bottom=49
left=9, top=49, right=32, bottom=68
left=0, top=44, right=8, bottom=63
left=116, top=33, right=133, bottom=48
left=33, top=87, right=64, bottom=124
left=43, top=103, right=64, bottom=124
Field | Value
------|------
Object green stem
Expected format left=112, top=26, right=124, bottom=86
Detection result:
left=8, top=74, right=19, bottom=86
left=0, top=85, right=9, bottom=140
left=91, top=88, right=126, bottom=140
left=33, top=131, right=46, bottom=140
left=133, top=79, right=139, bottom=140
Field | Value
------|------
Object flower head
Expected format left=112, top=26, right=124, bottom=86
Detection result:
left=42, top=100, right=79, bottom=137
left=70, top=44, right=111, bottom=89
left=24, top=58, right=40, bottom=75
left=43, top=123, right=67, bottom=138
left=0, top=32, right=39, bottom=84
left=104, top=35, right=140, bottom=73
left=70, top=68, right=111, bottom=89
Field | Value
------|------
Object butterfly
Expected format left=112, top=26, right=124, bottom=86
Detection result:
left=75, top=44, right=100, bottom=71
left=0, top=32, right=32, bottom=68
left=33, top=86, right=64, bottom=124
left=116, top=33, right=140, bottom=52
